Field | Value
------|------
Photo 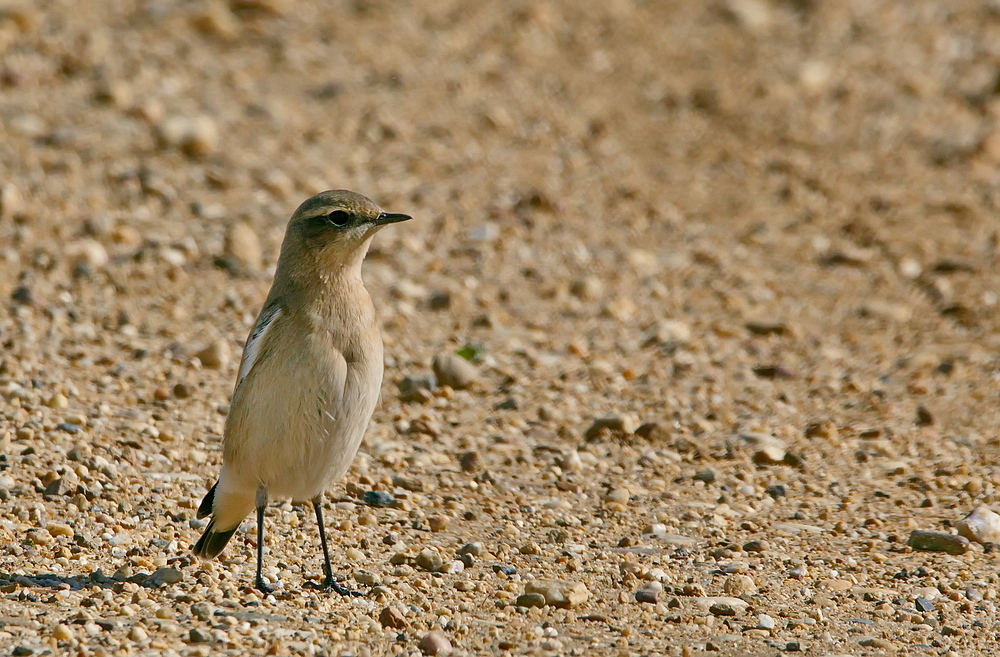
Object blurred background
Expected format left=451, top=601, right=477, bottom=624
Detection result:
left=2, top=0, right=1000, bottom=654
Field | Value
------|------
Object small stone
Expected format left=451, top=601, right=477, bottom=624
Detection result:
left=416, top=549, right=444, bottom=572
left=723, top=575, right=756, bottom=596
left=569, top=276, right=604, bottom=300
left=196, top=340, right=230, bottom=369
left=915, top=597, right=935, bottom=612
left=743, top=540, right=769, bottom=553
left=432, top=353, right=479, bottom=389
left=605, top=487, right=631, bottom=504
left=859, top=638, right=898, bottom=651
left=709, top=602, right=740, bottom=616
left=635, top=581, right=662, bottom=603
left=693, top=469, right=716, bottom=484
left=789, top=565, right=807, bottom=579
left=353, top=570, right=377, bottom=585
left=52, top=624, right=74, bottom=641
left=752, top=445, right=788, bottom=465
left=459, top=451, right=483, bottom=472
left=188, top=627, right=211, bottom=643
left=765, top=484, right=787, bottom=499
left=428, top=515, right=450, bottom=532
left=158, top=115, right=220, bottom=158
left=48, top=523, right=74, bottom=537
left=67, top=239, right=109, bottom=272
left=149, top=567, right=183, bottom=584
left=11, top=647, right=33, bottom=657
left=457, top=542, right=483, bottom=557
left=399, top=375, right=436, bottom=403
left=363, top=490, right=396, bottom=507
left=966, top=587, right=984, bottom=601
left=0, top=182, right=24, bottom=221
left=907, top=530, right=970, bottom=555
left=516, top=592, right=547, bottom=608
left=224, top=222, right=262, bottom=271
left=379, top=605, right=406, bottom=629
left=956, top=505, right=1000, bottom=545
left=756, top=614, right=775, bottom=630
left=585, top=416, right=637, bottom=441
left=443, top=560, right=464, bottom=575
left=523, top=579, right=590, bottom=608
left=191, top=602, right=214, bottom=621
left=392, top=475, right=425, bottom=492
left=127, top=626, right=147, bottom=641
left=696, top=597, right=749, bottom=615
left=418, top=631, right=453, bottom=656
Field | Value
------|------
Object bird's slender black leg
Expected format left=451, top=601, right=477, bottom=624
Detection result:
left=254, top=504, right=275, bottom=594
left=311, top=496, right=362, bottom=596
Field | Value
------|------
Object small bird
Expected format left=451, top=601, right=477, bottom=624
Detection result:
left=192, top=190, right=410, bottom=594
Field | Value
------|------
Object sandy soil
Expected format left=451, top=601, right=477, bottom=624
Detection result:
left=2, top=0, right=1000, bottom=655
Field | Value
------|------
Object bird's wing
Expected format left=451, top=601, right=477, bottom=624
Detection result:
left=235, top=302, right=283, bottom=390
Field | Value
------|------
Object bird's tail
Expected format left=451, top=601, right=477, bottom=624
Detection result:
left=193, top=518, right=237, bottom=559
left=193, top=481, right=235, bottom=559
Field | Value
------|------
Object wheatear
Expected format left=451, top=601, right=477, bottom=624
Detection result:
left=192, top=190, right=410, bottom=594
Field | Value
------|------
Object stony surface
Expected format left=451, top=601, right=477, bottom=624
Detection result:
left=3, top=1, right=1000, bottom=655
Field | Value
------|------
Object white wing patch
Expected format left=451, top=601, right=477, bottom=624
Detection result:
left=237, top=304, right=282, bottom=387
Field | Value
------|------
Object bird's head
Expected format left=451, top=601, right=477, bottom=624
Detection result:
left=281, top=190, right=410, bottom=274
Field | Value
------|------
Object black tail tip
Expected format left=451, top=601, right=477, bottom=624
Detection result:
left=192, top=520, right=236, bottom=560
left=197, top=481, right=218, bottom=519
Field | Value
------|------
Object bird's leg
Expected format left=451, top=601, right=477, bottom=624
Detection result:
left=254, top=488, right=275, bottom=594
left=310, top=495, right=362, bottom=596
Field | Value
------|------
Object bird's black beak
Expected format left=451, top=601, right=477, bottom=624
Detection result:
left=375, top=212, right=411, bottom=225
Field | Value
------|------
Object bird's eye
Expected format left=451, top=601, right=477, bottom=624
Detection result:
left=326, top=210, right=351, bottom=226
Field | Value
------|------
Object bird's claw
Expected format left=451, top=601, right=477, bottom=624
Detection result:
left=307, top=576, right=363, bottom=596
left=255, top=578, right=277, bottom=595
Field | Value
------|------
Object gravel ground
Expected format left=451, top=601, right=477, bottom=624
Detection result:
left=3, top=0, right=1000, bottom=655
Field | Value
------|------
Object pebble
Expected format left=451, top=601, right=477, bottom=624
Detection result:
left=723, top=575, right=756, bottom=596
left=585, top=416, right=636, bottom=441
left=224, top=223, right=262, bottom=271
left=460, top=451, right=483, bottom=472
left=418, top=631, right=453, bottom=656
left=915, top=597, right=935, bottom=612
left=635, top=581, right=662, bottom=603
left=432, top=353, right=479, bottom=389
left=523, top=579, right=590, bottom=608
left=196, top=340, right=231, bottom=369
left=0, top=182, right=24, bottom=221
left=128, top=626, right=148, bottom=641
left=363, top=491, right=396, bottom=507
left=956, top=505, right=1000, bottom=545
left=190, top=602, right=214, bottom=621
left=399, top=375, right=436, bottom=403
left=458, top=542, right=483, bottom=557
left=516, top=592, right=547, bottom=608
left=743, top=539, right=769, bottom=553
left=569, top=276, right=604, bottom=300
left=379, top=605, right=406, bottom=629
left=67, top=239, right=109, bottom=272
left=696, top=597, right=749, bottom=615
left=158, top=115, right=220, bottom=158
left=416, top=549, right=445, bottom=573
left=756, top=614, right=775, bottom=630
left=52, top=624, right=74, bottom=641
left=789, top=565, right=807, bottom=579
left=149, top=567, right=183, bottom=585
left=188, top=627, right=211, bottom=643
left=907, top=530, right=970, bottom=555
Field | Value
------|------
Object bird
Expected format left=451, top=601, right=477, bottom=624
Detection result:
left=192, top=190, right=411, bottom=595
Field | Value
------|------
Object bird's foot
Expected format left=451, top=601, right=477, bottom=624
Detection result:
left=306, top=576, right=363, bottom=597
left=255, top=577, right=277, bottom=595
